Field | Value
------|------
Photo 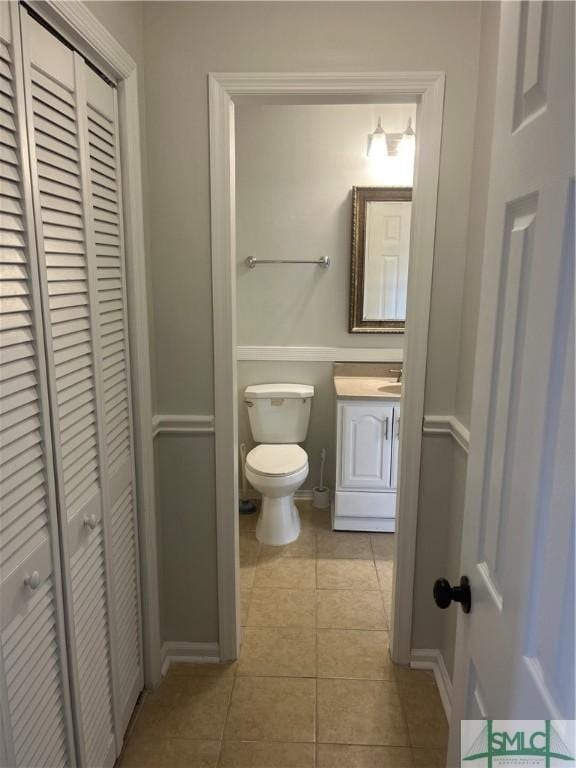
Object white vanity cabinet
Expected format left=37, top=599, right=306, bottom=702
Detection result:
left=334, top=399, right=400, bottom=531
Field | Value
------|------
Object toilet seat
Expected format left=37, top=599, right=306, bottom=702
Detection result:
left=246, top=444, right=308, bottom=477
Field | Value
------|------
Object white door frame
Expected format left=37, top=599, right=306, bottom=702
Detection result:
left=27, top=0, right=162, bottom=688
left=209, top=72, right=445, bottom=662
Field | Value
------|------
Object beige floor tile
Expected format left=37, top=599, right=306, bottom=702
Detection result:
left=238, top=626, right=317, bottom=677
left=168, top=661, right=237, bottom=677
left=376, top=560, right=394, bottom=591
left=316, top=589, right=387, bottom=630
left=248, top=588, right=316, bottom=628
left=393, top=667, right=436, bottom=688
left=317, top=678, right=409, bottom=746
left=240, top=590, right=252, bottom=626
left=224, top=676, right=316, bottom=743
left=317, top=559, right=379, bottom=591
left=317, top=629, right=394, bottom=681
left=120, top=738, right=220, bottom=768
left=259, top=527, right=316, bottom=559
left=370, top=534, right=395, bottom=561
left=239, top=532, right=261, bottom=565
left=381, top=588, right=393, bottom=618
left=133, top=676, right=234, bottom=740
left=398, top=681, right=448, bottom=749
left=255, top=556, right=316, bottom=589
left=412, top=747, right=446, bottom=767
left=317, top=744, right=414, bottom=767
left=219, top=741, right=314, bottom=767
left=240, top=563, right=256, bottom=590
left=239, top=512, right=258, bottom=531
left=317, top=530, right=373, bottom=560
left=299, top=506, right=332, bottom=530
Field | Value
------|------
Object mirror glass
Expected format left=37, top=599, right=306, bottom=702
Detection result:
left=349, top=187, right=412, bottom=333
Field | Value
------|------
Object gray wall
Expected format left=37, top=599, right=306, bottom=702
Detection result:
left=236, top=102, right=416, bottom=348
left=89, top=2, right=493, bottom=666
left=139, top=1, right=483, bottom=652
left=410, top=2, right=500, bottom=678
left=236, top=103, right=416, bottom=490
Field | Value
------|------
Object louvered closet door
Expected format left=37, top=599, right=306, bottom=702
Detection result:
left=0, top=4, right=76, bottom=767
left=20, top=13, right=120, bottom=768
left=84, top=66, right=143, bottom=732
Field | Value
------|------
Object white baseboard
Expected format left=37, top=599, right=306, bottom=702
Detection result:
left=410, top=648, right=453, bottom=720
left=160, top=641, right=221, bottom=677
left=239, top=489, right=316, bottom=502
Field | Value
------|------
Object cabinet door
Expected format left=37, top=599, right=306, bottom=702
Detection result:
left=339, top=402, right=393, bottom=490
left=0, top=5, right=75, bottom=766
left=390, top=405, right=401, bottom=490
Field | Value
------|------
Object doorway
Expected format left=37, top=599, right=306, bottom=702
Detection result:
left=208, top=72, right=445, bottom=665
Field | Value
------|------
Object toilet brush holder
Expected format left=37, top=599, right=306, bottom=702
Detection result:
left=312, top=486, right=330, bottom=509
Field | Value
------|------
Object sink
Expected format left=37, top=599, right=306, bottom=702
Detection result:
left=378, top=382, right=402, bottom=396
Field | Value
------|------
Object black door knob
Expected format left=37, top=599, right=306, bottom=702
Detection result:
left=433, top=576, right=471, bottom=614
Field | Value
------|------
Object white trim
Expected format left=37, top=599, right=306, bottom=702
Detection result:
left=160, top=642, right=221, bottom=677
left=153, top=415, right=216, bottom=438
left=423, top=414, right=470, bottom=453
left=237, top=346, right=403, bottom=362
left=209, top=71, right=445, bottom=667
left=32, top=1, right=162, bottom=688
left=410, top=649, right=453, bottom=720
left=240, top=489, right=316, bottom=501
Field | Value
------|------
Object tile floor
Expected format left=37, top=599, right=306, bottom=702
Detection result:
left=120, top=502, right=448, bottom=767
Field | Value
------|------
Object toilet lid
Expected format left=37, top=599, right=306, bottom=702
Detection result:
left=246, top=444, right=308, bottom=477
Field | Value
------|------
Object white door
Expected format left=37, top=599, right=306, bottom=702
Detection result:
left=0, top=5, right=75, bottom=766
left=448, top=2, right=574, bottom=764
left=340, top=402, right=393, bottom=490
left=18, top=10, right=143, bottom=764
left=20, top=15, right=119, bottom=767
left=363, top=200, right=411, bottom=321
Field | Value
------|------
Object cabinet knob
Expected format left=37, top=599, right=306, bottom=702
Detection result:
left=83, top=513, right=98, bottom=530
left=25, top=571, right=41, bottom=590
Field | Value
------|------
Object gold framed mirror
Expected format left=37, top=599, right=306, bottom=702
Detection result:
left=349, top=186, right=413, bottom=333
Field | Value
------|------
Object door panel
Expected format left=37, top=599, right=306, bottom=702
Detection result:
left=0, top=5, right=75, bottom=766
left=85, top=66, right=143, bottom=729
left=20, top=13, right=118, bottom=766
left=449, top=2, right=574, bottom=763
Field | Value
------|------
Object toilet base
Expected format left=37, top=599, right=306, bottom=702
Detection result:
left=256, top=494, right=301, bottom=546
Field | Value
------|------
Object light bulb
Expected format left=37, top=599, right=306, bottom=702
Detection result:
left=367, top=117, right=388, bottom=160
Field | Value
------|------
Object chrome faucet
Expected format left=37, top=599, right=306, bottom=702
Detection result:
left=389, top=368, right=403, bottom=383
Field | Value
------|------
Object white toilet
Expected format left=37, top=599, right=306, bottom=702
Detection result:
left=244, top=383, right=314, bottom=545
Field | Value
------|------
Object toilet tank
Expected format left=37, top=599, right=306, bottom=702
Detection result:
left=244, top=383, right=314, bottom=443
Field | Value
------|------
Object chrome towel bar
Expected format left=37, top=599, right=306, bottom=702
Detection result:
left=245, top=256, right=330, bottom=269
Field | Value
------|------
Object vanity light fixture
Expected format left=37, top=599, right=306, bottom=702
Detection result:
left=367, top=117, right=388, bottom=160
left=398, top=117, right=416, bottom=161
left=368, top=116, right=416, bottom=160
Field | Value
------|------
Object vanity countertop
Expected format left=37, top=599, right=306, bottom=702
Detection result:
left=334, top=376, right=402, bottom=400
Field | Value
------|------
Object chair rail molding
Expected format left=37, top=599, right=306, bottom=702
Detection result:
left=423, top=414, right=470, bottom=453
left=29, top=0, right=162, bottom=688
left=153, top=414, right=216, bottom=438
left=237, top=346, right=403, bottom=363
left=210, top=70, right=446, bottom=666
